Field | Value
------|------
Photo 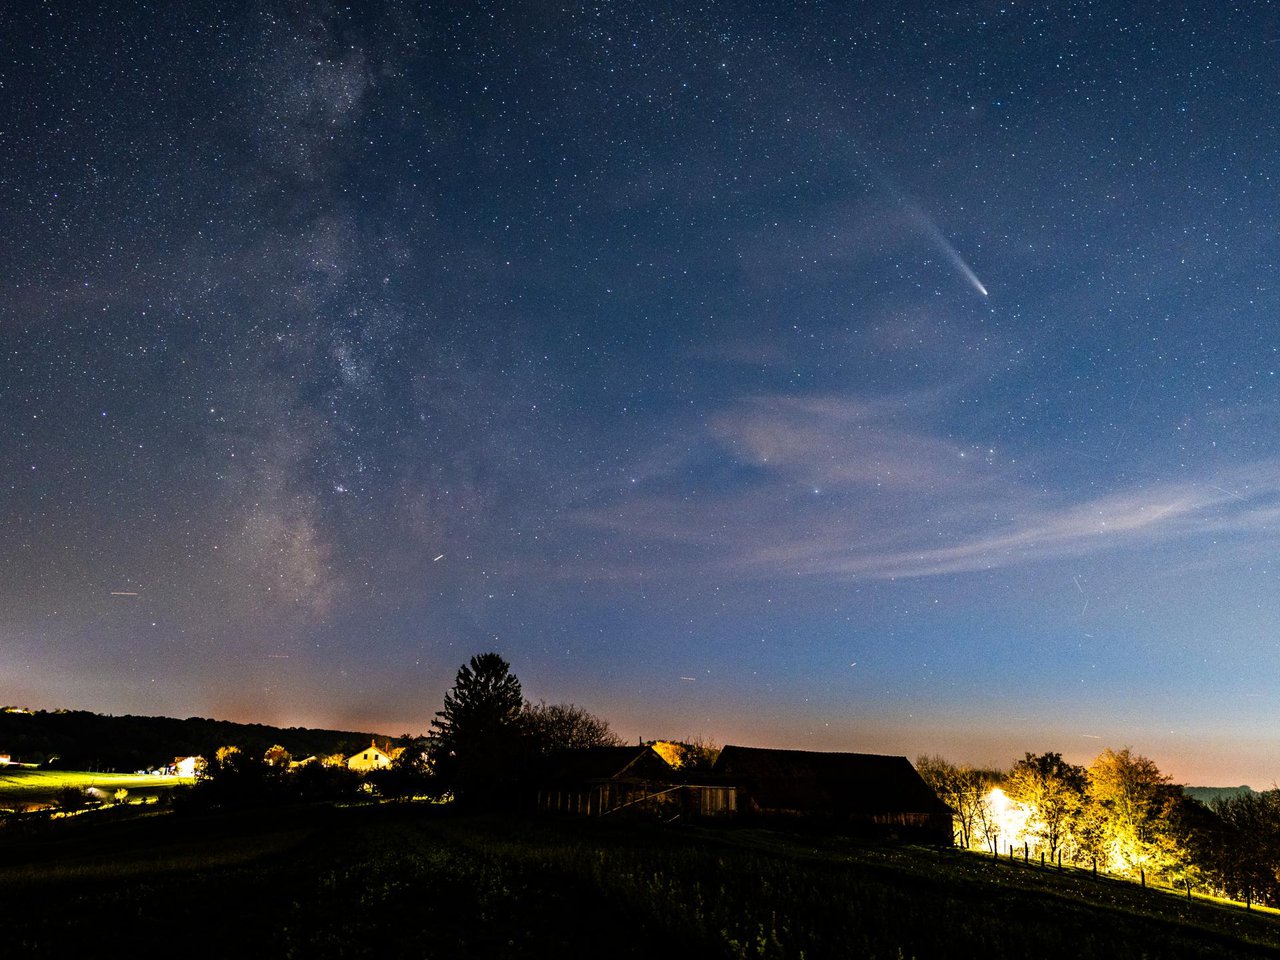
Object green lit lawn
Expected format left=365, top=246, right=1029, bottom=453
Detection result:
left=0, top=769, right=193, bottom=807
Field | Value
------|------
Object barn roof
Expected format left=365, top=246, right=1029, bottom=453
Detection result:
left=534, top=745, right=675, bottom=785
left=713, top=745, right=950, bottom=817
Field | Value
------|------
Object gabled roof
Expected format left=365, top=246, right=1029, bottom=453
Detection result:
left=347, top=741, right=392, bottom=762
left=713, top=745, right=950, bottom=817
left=534, top=745, right=674, bottom=784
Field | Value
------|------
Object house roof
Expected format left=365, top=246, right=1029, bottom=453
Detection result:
left=713, top=745, right=950, bottom=817
left=534, top=745, right=674, bottom=784
left=347, top=741, right=392, bottom=762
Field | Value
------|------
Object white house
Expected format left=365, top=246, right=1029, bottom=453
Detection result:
left=346, top=741, right=396, bottom=772
left=173, top=756, right=204, bottom=778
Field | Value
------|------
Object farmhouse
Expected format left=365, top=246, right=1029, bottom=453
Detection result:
left=713, top=745, right=953, bottom=842
left=346, top=741, right=400, bottom=772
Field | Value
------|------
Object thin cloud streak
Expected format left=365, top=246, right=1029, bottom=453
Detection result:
left=570, top=395, right=1280, bottom=583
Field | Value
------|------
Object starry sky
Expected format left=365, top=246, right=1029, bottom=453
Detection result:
left=4, top=2, right=1279, bottom=785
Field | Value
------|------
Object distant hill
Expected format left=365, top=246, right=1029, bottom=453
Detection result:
left=0, top=708, right=392, bottom=771
left=1182, top=785, right=1255, bottom=805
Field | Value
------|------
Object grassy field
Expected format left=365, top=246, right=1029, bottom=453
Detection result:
left=0, top=768, right=193, bottom=808
left=2, top=804, right=1279, bottom=958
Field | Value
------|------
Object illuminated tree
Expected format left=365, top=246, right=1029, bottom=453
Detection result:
left=1085, top=747, right=1181, bottom=879
left=648, top=737, right=720, bottom=772
left=672, top=736, right=720, bottom=772
left=430, top=653, right=524, bottom=806
left=215, top=744, right=242, bottom=765
left=263, top=744, right=292, bottom=768
left=1004, top=752, right=1087, bottom=861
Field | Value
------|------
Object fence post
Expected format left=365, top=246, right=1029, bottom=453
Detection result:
left=1141, top=868, right=1145, bottom=888
left=1041, top=852, right=1045, bottom=868
left=1024, top=842, right=1029, bottom=864
left=1092, top=857, right=1097, bottom=878
left=1186, top=880, right=1192, bottom=903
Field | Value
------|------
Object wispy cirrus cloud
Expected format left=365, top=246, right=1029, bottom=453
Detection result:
left=570, top=394, right=1280, bottom=582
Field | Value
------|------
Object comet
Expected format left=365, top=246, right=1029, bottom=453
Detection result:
left=906, top=203, right=989, bottom=297
left=433, top=554, right=444, bottom=562
left=110, top=591, right=139, bottom=596
left=843, top=145, right=990, bottom=297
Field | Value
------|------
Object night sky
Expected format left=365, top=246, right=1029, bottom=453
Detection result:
left=5, top=2, right=1279, bottom=785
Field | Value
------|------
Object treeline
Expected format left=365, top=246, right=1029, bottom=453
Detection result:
left=919, top=749, right=1280, bottom=907
left=179, top=653, right=631, bottom=811
left=0, top=708, right=381, bottom=771
left=187, top=653, right=725, bottom=815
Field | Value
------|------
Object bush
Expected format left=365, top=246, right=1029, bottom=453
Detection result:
left=54, top=786, right=89, bottom=812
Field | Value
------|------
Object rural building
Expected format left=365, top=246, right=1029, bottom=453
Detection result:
left=346, top=741, right=399, bottom=772
left=172, top=756, right=203, bottom=777
left=534, top=745, right=675, bottom=816
left=713, top=745, right=953, bottom=842
left=533, top=745, right=737, bottom=819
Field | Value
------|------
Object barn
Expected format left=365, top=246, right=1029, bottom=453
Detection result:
left=534, top=745, right=677, bottom=817
left=713, top=745, right=953, bottom=842
left=533, top=745, right=736, bottom=819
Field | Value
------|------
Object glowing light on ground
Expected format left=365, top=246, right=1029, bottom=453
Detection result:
left=983, top=787, right=1032, bottom=851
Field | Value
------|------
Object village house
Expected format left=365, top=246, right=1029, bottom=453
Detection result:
left=713, top=745, right=953, bottom=842
left=345, top=740, right=402, bottom=773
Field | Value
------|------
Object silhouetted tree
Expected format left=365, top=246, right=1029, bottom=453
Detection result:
left=54, top=786, right=90, bottom=813
left=430, top=653, right=524, bottom=807
left=369, top=736, right=438, bottom=800
left=916, top=755, right=1002, bottom=849
left=1211, top=790, right=1280, bottom=905
left=522, top=701, right=621, bottom=754
left=294, top=757, right=362, bottom=802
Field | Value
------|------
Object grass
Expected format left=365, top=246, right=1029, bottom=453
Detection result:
left=3, top=805, right=1280, bottom=958
left=0, top=768, right=194, bottom=808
